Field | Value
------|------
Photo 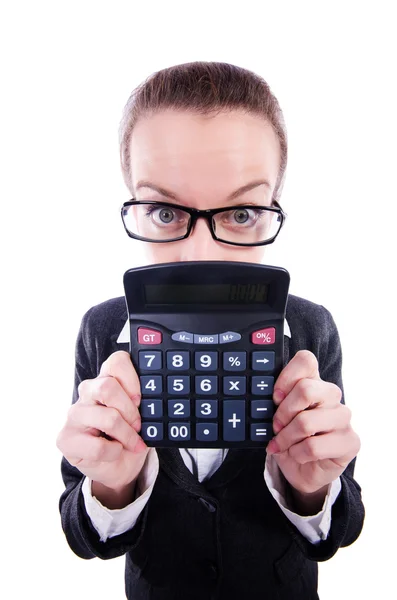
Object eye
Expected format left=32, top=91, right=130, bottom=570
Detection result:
left=233, top=208, right=251, bottom=224
left=143, top=204, right=190, bottom=230
left=219, top=207, right=262, bottom=227
left=155, top=207, right=175, bottom=223
left=145, top=205, right=177, bottom=223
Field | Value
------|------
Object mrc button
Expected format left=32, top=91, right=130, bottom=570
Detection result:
left=138, top=327, right=162, bottom=345
left=194, top=334, right=219, bottom=344
left=251, top=327, right=275, bottom=345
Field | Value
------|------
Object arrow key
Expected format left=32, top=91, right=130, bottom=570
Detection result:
left=252, top=351, right=275, bottom=371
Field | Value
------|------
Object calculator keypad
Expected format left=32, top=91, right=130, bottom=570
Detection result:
left=168, top=399, right=190, bottom=418
left=223, top=352, right=247, bottom=371
left=196, top=399, right=218, bottom=418
left=168, top=376, right=190, bottom=394
left=167, top=351, right=190, bottom=370
left=195, top=352, right=218, bottom=371
left=223, top=377, right=246, bottom=395
left=139, top=351, right=162, bottom=370
left=141, top=376, right=163, bottom=395
left=196, top=423, right=218, bottom=442
left=141, top=399, right=163, bottom=418
left=136, top=326, right=279, bottom=447
left=223, top=400, right=246, bottom=442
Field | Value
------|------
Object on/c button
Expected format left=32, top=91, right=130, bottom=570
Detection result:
left=138, top=327, right=162, bottom=345
left=251, top=327, right=276, bottom=345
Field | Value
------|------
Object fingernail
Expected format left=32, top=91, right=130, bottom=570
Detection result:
left=267, top=439, right=280, bottom=455
left=273, top=418, right=283, bottom=434
left=273, top=389, right=285, bottom=403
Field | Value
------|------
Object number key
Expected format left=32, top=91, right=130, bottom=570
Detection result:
left=141, top=399, right=163, bottom=418
left=139, top=351, right=162, bottom=370
left=167, top=351, right=190, bottom=370
left=195, top=376, right=218, bottom=395
left=141, top=423, right=163, bottom=441
left=196, top=399, right=218, bottom=419
left=167, top=375, right=190, bottom=394
left=195, top=351, right=218, bottom=371
left=140, top=376, right=162, bottom=395
left=168, top=399, right=190, bottom=418
left=169, top=423, right=191, bottom=441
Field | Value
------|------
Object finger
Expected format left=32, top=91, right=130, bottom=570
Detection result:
left=99, top=350, right=142, bottom=407
left=77, top=375, right=141, bottom=431
left=273, top=350, right=320, bottom=405
left=282, top=429, right=361, bottom=466
left=68, top=403, right=140, bottom=453
left=273, top=378, right=343, bottom=432
left=62, top=432, right=124, bottom=465
left=268, top=404, right=352, bottom=455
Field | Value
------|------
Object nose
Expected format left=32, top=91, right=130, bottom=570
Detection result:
left=178, top=218, right=223, bottom=261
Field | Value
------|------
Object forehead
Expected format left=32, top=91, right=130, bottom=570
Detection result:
left=129, top=109, right=280, bottom=197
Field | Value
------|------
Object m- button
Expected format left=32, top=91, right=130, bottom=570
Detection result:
left=138, top=327, right=162, bottom=345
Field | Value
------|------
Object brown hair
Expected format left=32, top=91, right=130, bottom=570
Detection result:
left=119, top=61, right=288, bottom=204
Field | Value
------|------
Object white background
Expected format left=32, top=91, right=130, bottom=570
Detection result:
left=1, top=1, right=395, bottom=598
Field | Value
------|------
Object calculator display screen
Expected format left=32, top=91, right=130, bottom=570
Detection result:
left=144, top=283, right=268, bottom=305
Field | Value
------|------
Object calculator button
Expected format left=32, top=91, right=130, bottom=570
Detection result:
left=167, top=351, right=190, bottom=370
left=223, top=400, right=246, bottom=441
left=251, top=400, right=274, bottom=419
left=168, top=399, right=191, bottom=418
left=251, top=327, right=276, bottom=345
left=219, top=331, right=242, bottom=344
left=223, top=377, right=246, bottom=395
left=194, top=334, right=219, bottom=344
left=196, top=423, right=218, bottom=442
left=140, top=399, right=163, bottom=418
left=139, top=351, right=162, bottom=370
left=167, top=376, right=190, bottom=395
left=171, top=331, right=194, bottom=343
left=250, top=423, right=272, bottom=441
left=252, top=351, right=275, bottom=371
left=195, top=376, right=218, bottom=395
left=251, top=376, right=274, bottom=395
left=140, top=375, right=162, bottom=395
left=141, top=422, right=163, bottom=441
left=195, top=352, right=218, bottom=371
left=169, top=422, right=191, bottom=441
left=196, top=399, right=218, bottom=419
left=138, top=328, right=162, bottom=345
left=223, top=352, right=246, bottom=371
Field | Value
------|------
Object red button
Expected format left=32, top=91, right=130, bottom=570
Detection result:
left=138, top=327, right=162, bottom=345
left=251, top=327, right=276, bottom=345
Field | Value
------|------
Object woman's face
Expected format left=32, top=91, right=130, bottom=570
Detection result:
left=128, top=109, right=281, bottom=264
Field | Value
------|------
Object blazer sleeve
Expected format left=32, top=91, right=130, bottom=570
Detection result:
left=58, top=308, right=150, bottom=560
left=283, top=305, right=365, bottom=561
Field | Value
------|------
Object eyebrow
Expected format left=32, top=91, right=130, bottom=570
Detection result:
left=135, top=179, right=271, bottom=201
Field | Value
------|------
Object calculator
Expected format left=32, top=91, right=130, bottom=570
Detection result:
left=123, top=261, right=290, bottom=448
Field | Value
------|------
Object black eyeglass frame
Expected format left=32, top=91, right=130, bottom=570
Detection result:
left=120, top=199, right=287, bottom=247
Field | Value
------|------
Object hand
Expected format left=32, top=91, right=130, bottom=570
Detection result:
left=56, top=351, right=149, bottom=501
left=267, top=350, right=361, bottom=504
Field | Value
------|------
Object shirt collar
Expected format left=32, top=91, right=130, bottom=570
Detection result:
left=117, top=318, right=291, bottom=344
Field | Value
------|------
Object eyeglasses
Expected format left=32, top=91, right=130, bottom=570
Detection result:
left=120, top=199, right=287, bottom=247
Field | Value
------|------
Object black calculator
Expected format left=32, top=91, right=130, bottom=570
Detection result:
left=123, top=261, right=290, bottom=449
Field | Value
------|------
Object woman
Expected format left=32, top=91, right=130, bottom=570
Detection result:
left=56, top=61, right=364, bottom=600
